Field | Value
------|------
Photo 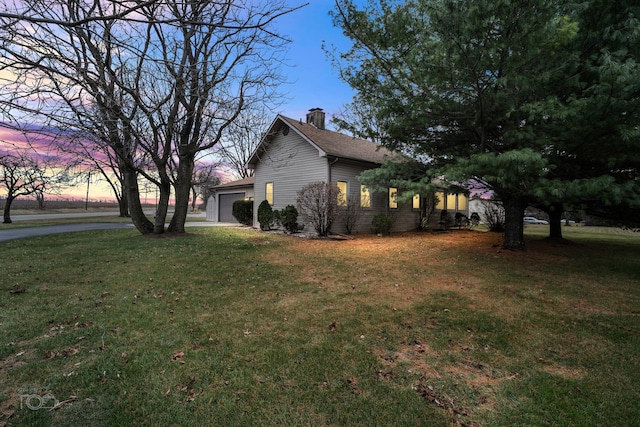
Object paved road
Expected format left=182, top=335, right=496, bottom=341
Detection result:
left=0, top=212, right=236, bottom=242
left=0, top=222, right=136, bottom=242
left=9, top=211, right=156, bottom=221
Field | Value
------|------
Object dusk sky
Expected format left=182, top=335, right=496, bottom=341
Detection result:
left=0, top=0, right=360, bottom=200
left=277, top=1, right=356, bottom=125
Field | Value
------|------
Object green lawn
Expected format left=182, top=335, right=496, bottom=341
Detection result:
left=1, top=226, right=639, bottom=426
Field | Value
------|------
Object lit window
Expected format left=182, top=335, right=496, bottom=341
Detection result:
left=389, top=187, right=398, bottom=209
left=337, top=181, right=347, bottom=206
left=360, top=185, right=370, bottom=208
left=447, top=193, right=456, bottom=210
left=457, top=194, right=467, bottom=211
left=413, top=194, right=420, bottom=210
left=266, top=182, right=273, bottom=205
left=435, top=192, right=445, bottom=210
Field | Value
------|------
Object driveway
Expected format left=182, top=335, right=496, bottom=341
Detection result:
left=0, top=212, right=238, bottom=242
left=0, top=223, right=136, bottom=242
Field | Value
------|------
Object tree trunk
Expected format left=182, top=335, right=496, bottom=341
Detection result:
left=168, top=155, right=195, bottom=233
left=117, top=192, right=129, bottom=218
left=124, top=168, right=154, bottom=234
left=547, top=204, right=563, bottom=240
left=502, top=197, right=526, bottom=250
left=154, top=175, right=171, bottom=234
left=190, top=187, right=198, bottom=211
left=3, top=195, right=14, bottom=223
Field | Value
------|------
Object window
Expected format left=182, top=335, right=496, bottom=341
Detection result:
left=435, top=192, right=445, bottom=210
left=265, top=182, right=273, bottom=205
left=413, top=194, right=420, bottom=210
left=360, top=185, right=371, bottom=208
left=389, top=187, right=398, bottom=209
left=457, top=194, right=467, bottom=211
left=337, top=181, right=347, bottom=206
left=447, top=193, right=456, bottom=211
left=434, top=191, right=468, bottom=211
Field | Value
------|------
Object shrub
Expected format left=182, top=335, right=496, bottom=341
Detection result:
left=296, top=182, right=341, bottom=237
left=257, top=200, right=275, bottom=231
left=341, top=201, right=363, bottom=234
left=232, top=199, right=253, bottom=226
left=470, top=212, right=481, bottom=227
left=439, top=210, right=453, bottom=229
left=371, top=212, right=393, bottom=235
left=279, top=205, right=301, bottom=233
left=454, top=212, right=469, bottom=228
left=481, top=200, right=505, bottom=232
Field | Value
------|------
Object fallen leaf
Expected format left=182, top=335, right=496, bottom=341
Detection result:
left=172, top=351, right=185, bottom=361
left=347, top=377, right=362, bottom=395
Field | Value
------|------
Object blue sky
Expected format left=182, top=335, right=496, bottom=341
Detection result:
left=276, top=1, right=356, bottom=125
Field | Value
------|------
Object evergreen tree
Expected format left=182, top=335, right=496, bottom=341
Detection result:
left=529, top=0, right=640, bottom=237
left=331, top=0, right=640, bottom=248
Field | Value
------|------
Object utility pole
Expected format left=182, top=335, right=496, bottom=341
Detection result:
left=85, top=171, right=91, bottom=210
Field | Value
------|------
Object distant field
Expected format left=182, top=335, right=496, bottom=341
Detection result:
left=1, top=199, right=157, bottom=215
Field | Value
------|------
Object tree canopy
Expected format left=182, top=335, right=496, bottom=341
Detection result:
left=0, top=0, right=297, bottom=234
left=331, top=0, right=640, bottom=248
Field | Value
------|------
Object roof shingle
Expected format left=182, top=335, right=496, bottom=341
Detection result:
left=279, top=115, right=397, bottom=165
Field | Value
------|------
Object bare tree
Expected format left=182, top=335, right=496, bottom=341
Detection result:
left=296, top=182, right=341, bottom=237
left=216, top=105, right=273, bottom=178
left=190, top=162, right=221, bottom=212
left=57, top=135, right=131, bottom=217
left=340, top=200, right=364, bottom=235
left=0, top=147, right=68, bottom=223
left=0, top=0, right=300, bottom=235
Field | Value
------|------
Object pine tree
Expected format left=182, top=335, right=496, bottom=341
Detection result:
left=331, top=0, right=640, bottom=247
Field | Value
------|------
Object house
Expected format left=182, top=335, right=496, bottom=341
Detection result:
left=208, top=108, right=469, bottom=233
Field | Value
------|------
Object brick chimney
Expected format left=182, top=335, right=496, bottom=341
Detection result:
left=306, top=108, right=325, bottom=130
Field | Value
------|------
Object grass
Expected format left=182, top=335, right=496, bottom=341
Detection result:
left=0, top=225, right=639, bottom=426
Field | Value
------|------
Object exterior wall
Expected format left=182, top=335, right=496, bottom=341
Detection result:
left=423, top=191, right=471, bottom=229
left=389, top=190, right=421, bottom=232
left=251, top=126, right=441, bottom=234
left=468, top=197, right=495, bottom=225
left=253, top=131, right=327, bottom=225
left=329, top=160, right=420, bottom=234
left=206, top=185, right=254, bottom=222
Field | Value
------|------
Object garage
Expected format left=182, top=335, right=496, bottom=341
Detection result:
left=218, top=192, right=246, bottom=223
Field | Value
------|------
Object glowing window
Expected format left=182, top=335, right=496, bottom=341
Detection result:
left=360, top=185, right=371, bottom=208
left=389, top=187, right=398, bottom=209
left=413, top=194, right=420, bottom=210
left=457, top=194, right=467, bottom=211
left=447, top=193, right=456, bottom=210
left=337, top=181, right=347, bottom=206
left=265, top=182, right=273, bottom=205
left=435, top=192, right=445, bottom=210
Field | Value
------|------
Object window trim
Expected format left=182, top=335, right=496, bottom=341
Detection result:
left=337, top=181, right=348, bottom=207
left=413, top=194, right=420, bottom=210
left=389, top=187, right=398, bottom=209
left=360, top=184, right=371, bottom=208
left=265, top=182, right=274, bottom=205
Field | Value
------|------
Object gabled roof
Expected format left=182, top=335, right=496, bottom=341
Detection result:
left=213, top=176, right=254, bottom=189
left=247, top=114, right=399, bottom=167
